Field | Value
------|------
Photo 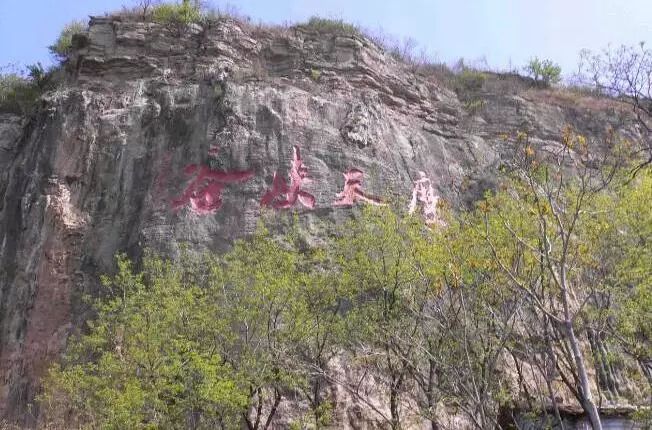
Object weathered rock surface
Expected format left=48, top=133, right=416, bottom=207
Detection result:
left=0, top=15, right=647, bottom=426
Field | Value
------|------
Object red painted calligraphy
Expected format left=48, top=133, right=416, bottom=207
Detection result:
left=408, top=171, right=442, bottom=225
left=261, top=146, right=315, bottom=209
left=172, top=164, right=254, bottom=215
left=333, top=168, right=384, bottom=206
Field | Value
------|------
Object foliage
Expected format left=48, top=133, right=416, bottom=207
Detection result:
left=41, top=150, right=652, bottom=429
left=40, top=254, right=248, bottom=429
left=0, top=74, right=36, bottom=115
left=134, top=0, right=157, bottom=19
left=576, top=43, right=652, bottom=173
left=48, top=20, right=86, bottom=62
left=524, top=57, right=562, bottom=86
left=302, top=16, right=361, bottom=36
left=464, top=98, right=486, bottom=114
left=454, top=69, right=486, bottom=96
left=592, top=169, right=652, bottom=365
left=334, top=207, right=440, bottom=428
left=152, top=0, right=202, bottom=27
left=310, top=68, right=321, bottom=82
left=41, top=227, right=349, bottom=429
left=0, top=63, right=53, bottom=115
left=451, top=68, right=488, bottom=112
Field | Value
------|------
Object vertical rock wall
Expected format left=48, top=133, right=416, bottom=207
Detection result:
left=0, top=15, right=645, bottom=425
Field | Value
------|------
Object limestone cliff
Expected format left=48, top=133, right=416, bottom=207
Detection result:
left=0, top=14, right=646, bottom=425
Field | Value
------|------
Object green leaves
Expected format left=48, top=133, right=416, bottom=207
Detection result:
left=48, top=20, right=86, bottom=62
left=152, top=1, right=202, bottom=27
left=42, top=254, right=245, bottom=429
left=524, top=57, right=562, bottom=86
left=41, top=168, right=651, bottom=428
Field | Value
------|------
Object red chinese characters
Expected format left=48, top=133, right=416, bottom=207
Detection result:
left=170, top=144, right=444, bottom=222
left=172, top=164, right=254, bottom=215
left=208, top=145, right=220, bottom=157
left=408, top=171, right=442, bottom=225
left=261, top=146, right=316, bottom=209
left=333, top=168, right=384, bottom=206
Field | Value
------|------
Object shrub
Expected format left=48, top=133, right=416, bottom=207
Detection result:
left=201, top=3, right=252, bottom=25
left=413, top=61, right=455, bottom=84
left=524, top=57, right=561, bottom=87
left=26, top=63, right=48, bottom=89
left=48, top=20, right=86, bottom=62
left=302, top=16, right=361, bottom=36
left=454, top=69, right=486, bottom=94
left=152, top=0, right=201, bottom=26
left=0, top=73, right=40, bottom=115
left=134, top=0, right=157, bottom=18
left=464, top=98, right=486, bottom=114
left=310, top=68, right=321, bottom=81
left=0, top=63, right=57, bottom=115
left=113, top=1, right=158, bottom=21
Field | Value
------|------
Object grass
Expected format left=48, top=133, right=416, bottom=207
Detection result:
left=48, top=20, right=86, bottom=62
left=152, top=1, right=202, bottom=26
left=42, top=3, right=620, bottom=112
left=0, top=73, right=40, bottom=115
left=0, top=64, right=59, bottom=116
left=301, top=16, right=362, bottom=36
left=464, top=99, right=487, bottom=114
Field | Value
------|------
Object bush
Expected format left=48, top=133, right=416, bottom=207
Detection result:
left=152, top=0, right=202, bottom=26
left=25, top=63, right=48, bottom=89
left=310, top=68, right=321, bottom=81
left=302, top=16, right=361, bottom=36
left=0, top=63, right=57, bottom=115
left=464, top=98, right=486, bottom=114
left=454, top=69, right=486, bottom=95
left=413, top=61, right=455, bottom=85
left=40, top=255, right=249, bottom=428
left=48, top=20, right=86, bottom=62
left=201, top=3, right=252, bottom=25
left=524, top=57, right=561, bottom=87
left=0, top=73, right=40, bottom=115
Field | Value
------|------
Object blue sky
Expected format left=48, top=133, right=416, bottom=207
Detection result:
left=1, top=0, right=651, bottom=77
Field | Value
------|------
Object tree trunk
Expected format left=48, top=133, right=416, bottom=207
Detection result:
left=426, top=357, right=439, bottom=430
left=390, top=381, right=401, bottom=430
left=565, top=319, right=603, bottom=430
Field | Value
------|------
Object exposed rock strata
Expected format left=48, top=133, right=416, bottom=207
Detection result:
left=0, top=15, right=647, bottom=426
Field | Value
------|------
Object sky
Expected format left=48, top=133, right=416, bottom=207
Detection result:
left=1, top=0, right=651, bottom=78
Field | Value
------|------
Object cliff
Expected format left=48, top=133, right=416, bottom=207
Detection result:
left=0, top=14, right=646, bottom=425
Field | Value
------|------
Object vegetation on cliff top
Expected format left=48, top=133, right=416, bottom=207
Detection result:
left=0, top=3, right=648, bottom=429
left=48, top=20, right=86, bottom=62
left=3, top=1, right=651, bottom=126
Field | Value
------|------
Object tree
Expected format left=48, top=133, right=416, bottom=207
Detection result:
left=332, top=206, right=435, bottom=429
left=212, top=228, right=319, bottom=430
left=40, top=162, right=650, bottom=429
left=133, top=0, right=158, bottom=19
left=463, top=128, right=632, bottom=430
left=41, top=254, right=248, bottom=429
left=589, top=168, right=652, bottom=389
left=577, top=43, right=652, bottom=174
left=41, top=225, right=353, bottom=429
left=427, top=217, right=524, bottom=430
left=282, top=247, right=349, bottom=429
left=525, top=57, right=562, bottom=87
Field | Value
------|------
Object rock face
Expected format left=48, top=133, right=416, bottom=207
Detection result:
left=0, top=15, right=645, bottom=425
